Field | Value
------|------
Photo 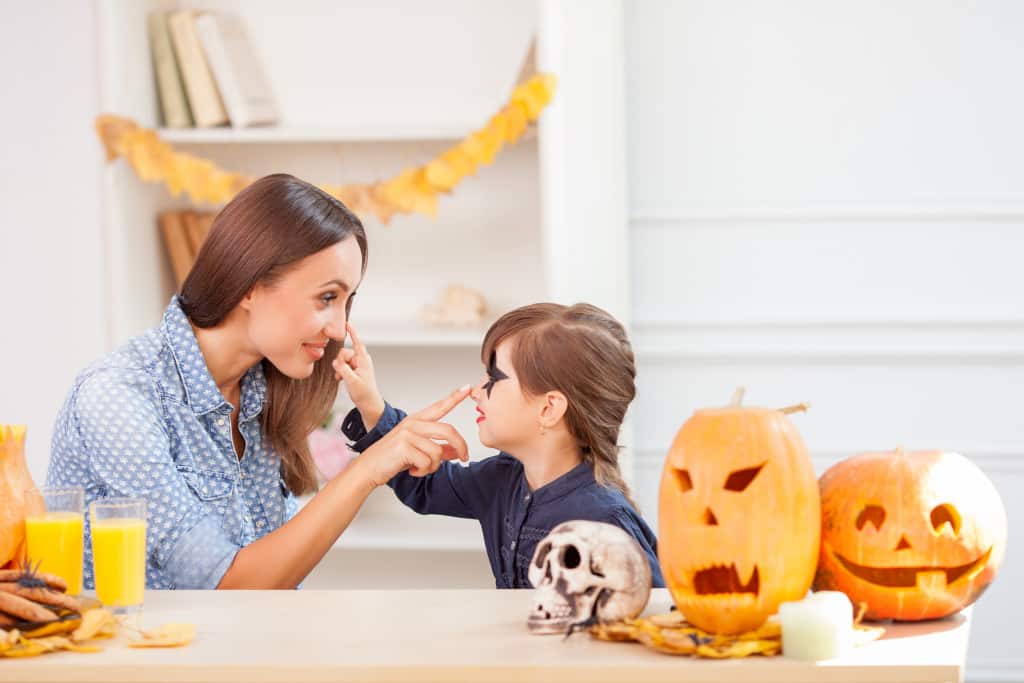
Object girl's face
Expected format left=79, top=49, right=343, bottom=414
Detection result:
left=471, top=338, right=539, bottom=451
left=244, top=237, right=363, bottom=379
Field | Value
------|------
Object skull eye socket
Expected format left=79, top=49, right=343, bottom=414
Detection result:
left=931, top=503, right=961, bottom=535
left=534, top=542, right=552, bottom=569
left=723, top=463, right=764, bottom=492
left=856, top=504, right=886, bottom=531
left=674, top=469, right=693, bottom=492
left=561, top=545, right=581, bottom=570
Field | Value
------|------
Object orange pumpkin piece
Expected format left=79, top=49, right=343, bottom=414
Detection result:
left=0, top=426, right=44, bottom=569
left=658, top=388, right=820, bottom=635
left=814, top=448, right=1007, bottom=621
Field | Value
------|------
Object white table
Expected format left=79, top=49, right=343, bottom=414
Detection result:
left=2, top=588, right=971, bottom=682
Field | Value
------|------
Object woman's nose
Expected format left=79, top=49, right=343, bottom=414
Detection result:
left=323, top=316, right=346, bottom=342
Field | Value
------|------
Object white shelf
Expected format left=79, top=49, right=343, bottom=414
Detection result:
left=355, top=320, right=489, bottom=348
left=157, top=124, right=475, bottom=144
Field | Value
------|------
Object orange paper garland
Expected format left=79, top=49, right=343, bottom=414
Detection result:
left=94, top=74, right=557, bottom=224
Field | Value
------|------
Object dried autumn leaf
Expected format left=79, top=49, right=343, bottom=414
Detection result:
left=0, top=628, right=17, bottom=654
left=127, top=622, right=195, bottom=648
left=500, top=103, right=528, bottom=143
left=589, top=622, right=637, bottom=642
left=1, top=639, right=48, bottom=658
left=697, top=639, right=780, bottom=658
left=441, top=147, right=477, bottom=179
left=647, top=612, right=687, bottom=628
left=30, top=636, right=74, bottom=653
left=72, top=608, right=116, bottom=642
left=739, top=620, right=782, bottom=641
left=424, top=158, right=459, bottom=192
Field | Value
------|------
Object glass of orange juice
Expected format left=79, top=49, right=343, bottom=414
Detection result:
left=25, top=487, right=85, bottom=595
left=89, top=497, right=146, bottom=615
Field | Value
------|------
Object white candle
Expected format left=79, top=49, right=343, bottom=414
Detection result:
left=778, top=591, right=854, bottom=661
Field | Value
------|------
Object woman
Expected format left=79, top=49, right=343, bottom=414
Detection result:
left=47, top=173, right=471, bottom=589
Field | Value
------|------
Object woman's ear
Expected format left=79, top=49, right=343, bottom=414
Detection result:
left=538, top=390, right=568, bottom=428
left=238, top=285, right=259, bottom=312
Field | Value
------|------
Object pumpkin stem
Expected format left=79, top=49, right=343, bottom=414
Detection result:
left=778, top=402, right=810, bottom=415
left=729, top=387, right=745, bottom=407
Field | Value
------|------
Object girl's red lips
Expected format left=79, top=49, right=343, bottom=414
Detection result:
left=476, top=407, right=486, bottom=423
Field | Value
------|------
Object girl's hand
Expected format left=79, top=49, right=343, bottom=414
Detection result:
left=357, top=385, right=472, bottom=487
left=334, top=322, right=385, bottom=430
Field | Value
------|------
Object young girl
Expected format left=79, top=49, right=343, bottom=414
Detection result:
left=336, top=303, right=664, bottom=589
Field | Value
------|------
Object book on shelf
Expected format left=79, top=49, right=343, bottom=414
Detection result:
left=148, top=10, right=278, bottom=130
left=147, top=12, right=193, bottom=128
left=167, top=10, right=229, bottom=128
left=195, top=12, right=279, bottom=128
left=158, top=210, right=217, bottom=287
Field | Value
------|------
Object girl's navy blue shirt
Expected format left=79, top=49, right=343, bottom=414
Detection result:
left=342, top=403, right=665, bottom=589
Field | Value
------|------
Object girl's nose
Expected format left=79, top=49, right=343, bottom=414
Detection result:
left=469, top=377, right=486, bottom=402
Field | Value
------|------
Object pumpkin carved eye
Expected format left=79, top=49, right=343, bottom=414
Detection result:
left=723, top=463, right=764, bottom=492
left=931, top=504, right=961, bottom=535
left=856, top=504, right=886, bottom=531
left=674, top=469, right=693, bottom=492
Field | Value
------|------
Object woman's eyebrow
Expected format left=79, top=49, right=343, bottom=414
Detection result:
left=319, top=278, right=351, bottom=292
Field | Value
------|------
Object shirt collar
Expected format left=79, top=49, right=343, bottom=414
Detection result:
left=239, top=361, right=267, bottom=421
left=529, top=459, right=596, bottom=506
left=162, top=296, right=266, bottom=419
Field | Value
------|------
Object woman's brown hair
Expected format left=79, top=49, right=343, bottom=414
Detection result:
left=481, top=303, right=638, bottom=509
left=180, top=173, right=367, bottom=495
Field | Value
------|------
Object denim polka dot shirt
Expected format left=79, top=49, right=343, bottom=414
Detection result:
left=47, top=296, right=298, bottom=589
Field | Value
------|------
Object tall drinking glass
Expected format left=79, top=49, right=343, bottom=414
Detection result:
left=24, top=486, right=85, bottom=595
left=89, top=497, right=146, bottom=616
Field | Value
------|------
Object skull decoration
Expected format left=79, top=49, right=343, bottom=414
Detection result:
left=527, top=521, right=652, bottom=635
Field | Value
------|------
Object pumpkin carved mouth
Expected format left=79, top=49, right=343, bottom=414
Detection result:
left=692, top=564, right=760, bottom=596
left=831, top=546, right=992, bottom=588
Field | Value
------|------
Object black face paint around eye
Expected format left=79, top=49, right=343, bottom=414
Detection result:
left=483, top=351, right=509, bottom=398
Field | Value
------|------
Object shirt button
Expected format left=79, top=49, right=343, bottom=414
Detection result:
left=256, top=519, right=265, bottom=528
left=510, top=541, right=516, bottom=550
left=524, top=494, right=531, bottom=503
left=201, top=487, right=209, bottom=494
left=217, top=418, right=226, bottom=427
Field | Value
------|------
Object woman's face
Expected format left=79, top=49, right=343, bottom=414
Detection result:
left=245, top=236, right=364, bottom=379
left=471, top=338, right=538, bottom=451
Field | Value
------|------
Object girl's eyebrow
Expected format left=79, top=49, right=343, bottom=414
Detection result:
left=483, top=351, right=509, bottom=397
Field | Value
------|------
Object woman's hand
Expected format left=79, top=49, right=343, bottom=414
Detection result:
left=334, top=322, right=385, bottom=430
left=356, top=385, right=472, bottom=488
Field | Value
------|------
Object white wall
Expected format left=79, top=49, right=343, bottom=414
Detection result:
left=624, top=2, right=1023, bottom=680
left=0, top=1, right=107, bottom=483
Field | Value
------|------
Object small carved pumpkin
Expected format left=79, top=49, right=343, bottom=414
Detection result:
left=0, top=425, right=44, bottom=568
left=814, top=448, right=1006, bottom=621
left=658, top=389, right=820, bottom=635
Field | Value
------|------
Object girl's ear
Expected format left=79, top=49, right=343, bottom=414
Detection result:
left=538, top=390, right=568, bottom=428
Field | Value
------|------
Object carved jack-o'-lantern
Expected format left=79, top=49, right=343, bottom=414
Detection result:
left=814, top=448, right=1006, bottom=621
left=658, top=389, right=820, bottom=635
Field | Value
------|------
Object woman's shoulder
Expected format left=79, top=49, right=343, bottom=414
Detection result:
left=69, top=327, right=174, bottom=408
